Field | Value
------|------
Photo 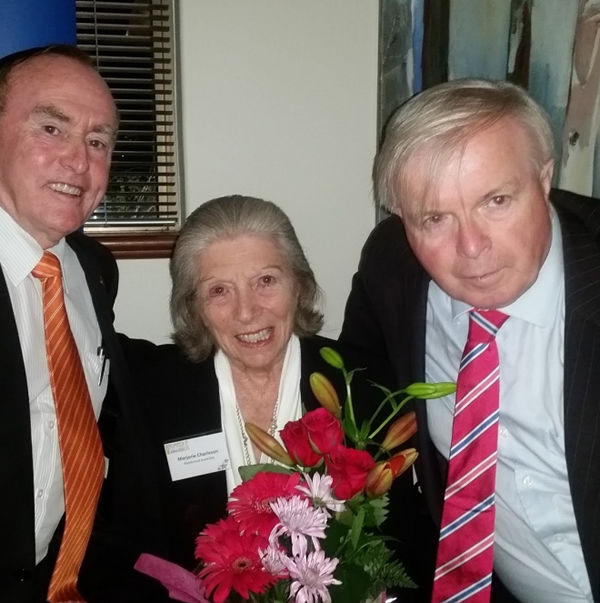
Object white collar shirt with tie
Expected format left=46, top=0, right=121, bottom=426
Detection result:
left=425, top=208, right=592, bottom=602
left=0, top=206, right=108, bottom=564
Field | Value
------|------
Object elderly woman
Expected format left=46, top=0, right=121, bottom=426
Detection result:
left=124, top=195, right=390, bottom=572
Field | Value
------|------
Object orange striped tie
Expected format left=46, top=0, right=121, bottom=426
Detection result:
left=32, top=251, right=104, bottom=603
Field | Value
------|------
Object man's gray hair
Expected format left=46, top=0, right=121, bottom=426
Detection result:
left=170, top=194, right=324, bottom=362
left=0, top=44, right=94, bottom=114
left=374, top=78, right=555, bottom=213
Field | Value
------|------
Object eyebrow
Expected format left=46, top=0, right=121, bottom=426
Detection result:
left=198, top=264, right=285, bottom=283
left=33, top=104, right=69, bottom=122
left=32, top=103, right=118, bottom=144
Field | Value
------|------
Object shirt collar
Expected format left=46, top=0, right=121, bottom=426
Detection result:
left=0, top=206, right=67, bottom=285
left=449, top=206, right=563, bottom=327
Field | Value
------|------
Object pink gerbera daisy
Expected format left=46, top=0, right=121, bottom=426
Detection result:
left=227, top=471, right=303, bottom=537
left=195, top=517, right=277, bottom=603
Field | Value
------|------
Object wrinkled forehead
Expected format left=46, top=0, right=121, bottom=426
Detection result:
left=7, top=54, right=118, bottom=127
left=394, top=141, right=463, bottom=219
left=393, top=117, right=540, bottom=220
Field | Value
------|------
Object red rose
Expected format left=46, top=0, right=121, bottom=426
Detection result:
left=325, top=445, right=376, bottom=499
left=302, top=408, right=344, bottom=455
left=280, top=419, right=322, bottom=467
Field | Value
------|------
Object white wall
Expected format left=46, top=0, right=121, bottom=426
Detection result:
left=114, top=0, right=379, bottom=344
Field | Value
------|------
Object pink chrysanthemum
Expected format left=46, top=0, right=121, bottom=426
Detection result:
left=195, top=517, right=277, bottom=603
left=296, top=472, right=346, bottom=514
left=227, top=471, right=303, bottom=537
left=270, top=495, right=328, bottom=556
left=260, top=531, right=290, bottom=577
left=283, top=548, right=341, bottom=603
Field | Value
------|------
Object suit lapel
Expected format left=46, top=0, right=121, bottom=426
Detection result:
left=555, top=196, right=600, bottom=600
left=66, top=236, right=165, bottom=546
left=378, top=215, right=446, bottom=524
left=0, top=271, right=37, bottom=570
left=402, top=258, right=447, bottom=526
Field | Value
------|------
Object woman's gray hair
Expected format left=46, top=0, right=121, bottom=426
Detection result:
left=374, top=78, right=555, bottom=213
left=170, top=194, right=324, bottom=362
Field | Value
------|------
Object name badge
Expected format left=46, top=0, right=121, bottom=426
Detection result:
left=163, top=431, right=229, bottom=482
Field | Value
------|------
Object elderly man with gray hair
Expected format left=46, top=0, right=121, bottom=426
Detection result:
left=340, top=79, right=599, bottom=603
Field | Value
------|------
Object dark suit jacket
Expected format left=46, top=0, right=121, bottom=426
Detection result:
left=0, top=232, right=162, bottom=603
left=122, top=335, right=384, bottom=564
left=122, top=333, right=421, bottom=600
left=339, top=189, right=600, bottom=603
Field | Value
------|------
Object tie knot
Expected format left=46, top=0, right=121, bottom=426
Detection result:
left=32, top=251, right=62, bottom=280
left=468, top=309, right=508, bottom=343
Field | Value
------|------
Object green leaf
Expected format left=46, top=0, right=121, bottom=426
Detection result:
left=364, top=494, right=389, bottom=527
left=322, top=517, right=352, bottom=556
left=237, top=463, right=292, bottom=482
left=349, top=505, right=366, bottom=550
left=358, top=419, right=371, bottom=441
left=329, top=563, right=371, bottom=603
left=369, top=381, right=392, bottom=397
left=352, top=540, right=418, bottom=592
left=342, top=413, right=360, bottom=442
left=346, top=367, right=365, bottom=383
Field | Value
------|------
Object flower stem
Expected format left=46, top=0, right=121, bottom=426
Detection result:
left=368, top=394, right=413, bottom=440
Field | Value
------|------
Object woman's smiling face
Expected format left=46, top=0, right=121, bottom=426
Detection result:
left=197, top=233, right=298, bottom=375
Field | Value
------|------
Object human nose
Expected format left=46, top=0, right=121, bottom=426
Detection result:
left=60, top=138, right=89, bottom=174
left=235, top=288, right=258, bottom=322
left=456, top=218, right=490, bottom=258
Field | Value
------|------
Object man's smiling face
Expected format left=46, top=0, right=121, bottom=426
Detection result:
left=0, top=53, right=117, bottom=248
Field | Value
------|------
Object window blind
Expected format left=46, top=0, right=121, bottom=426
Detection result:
left=76, top=0, right=180, bottom=232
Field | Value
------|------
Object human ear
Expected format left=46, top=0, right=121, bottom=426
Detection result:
left=540, top=159, right=554, bottom=198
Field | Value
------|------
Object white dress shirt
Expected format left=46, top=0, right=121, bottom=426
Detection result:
left=425, top=209, right=592, bottom=602
left=216, top=334, right=303, bottom=494
left=0, top=207, right=108, bottom=564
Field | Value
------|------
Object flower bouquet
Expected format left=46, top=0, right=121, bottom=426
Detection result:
left=136, top=347, right=455, bottom=603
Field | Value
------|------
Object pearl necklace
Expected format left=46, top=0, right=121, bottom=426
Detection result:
left=235, top=397, right=280, bottom=466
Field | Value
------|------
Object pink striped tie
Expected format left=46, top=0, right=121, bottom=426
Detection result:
left=32, top=252, right=104, bottom=603
left=431, top=309, right=508, bottom=603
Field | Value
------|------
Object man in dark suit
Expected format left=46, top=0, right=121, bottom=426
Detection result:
left=340, top=79, right=599, bottom=602
left=0, top=45, right=164, bottom=602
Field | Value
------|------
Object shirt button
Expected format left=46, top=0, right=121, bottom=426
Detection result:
left=14, top=568, right=31, bottom=582
left=522, top=475, right=533, bottom=487
left=555, top=534, right=564, bottom=542
left=499, top=426, right=508, bottom=438
left=47, top=420, right=55, bottom=429
left=36, top=489, right=44, bottom=498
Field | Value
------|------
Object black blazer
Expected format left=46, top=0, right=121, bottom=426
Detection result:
left=121, top=332, right=423, bottom=602
left=339, top=189, right=600, bottom=603
left=0, top=232, right=162, bottom=603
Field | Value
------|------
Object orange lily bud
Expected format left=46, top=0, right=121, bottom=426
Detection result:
left=309, top=372, right=341, bottom=417
left=365, top=461, right=394, bottom=497
left=245, top=422, right=294, bottom=466
left=387, top=448, right=418, bottom=479
left=381, top=411, right=417, bottom=451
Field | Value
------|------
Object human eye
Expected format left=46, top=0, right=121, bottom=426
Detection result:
left=483, top=194, right=512, bottom=216
left=488, top=195, right=510, bottom=207
left=422, top=213, right=447, bottom=230
left=42, top=124, right=60, bottom=135
left=89, top=138, right=107, bottom=149
left=87, top=135, right=111, bottom=152
left=203, top=283, right=230, bottom=302
left=259, top=274, right=276, bottom=287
